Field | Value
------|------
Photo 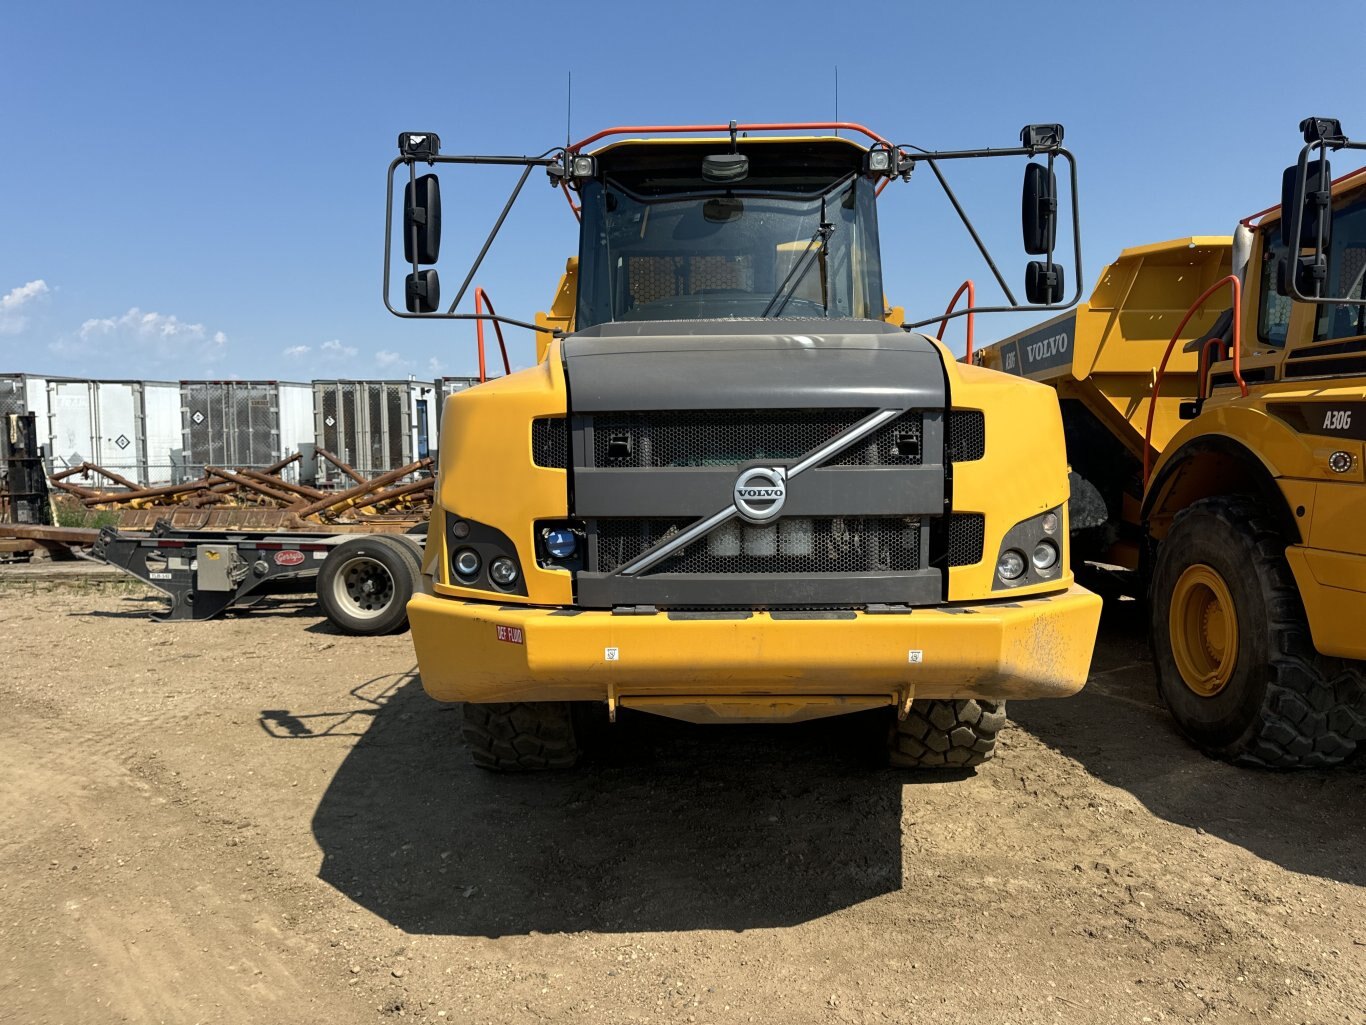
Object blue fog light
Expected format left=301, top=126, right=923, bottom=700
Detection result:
left=544, top=528, right=578, bottom=559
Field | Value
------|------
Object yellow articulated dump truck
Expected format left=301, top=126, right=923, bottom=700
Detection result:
left=978, top=117, right=1366, bottom=768
left=381, top=121, right=1102, bottom=770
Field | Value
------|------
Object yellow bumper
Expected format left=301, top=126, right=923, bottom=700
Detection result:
left=1286, top=546, right=1366, bottom=661
left=407, top=586, right=1102, bottom=720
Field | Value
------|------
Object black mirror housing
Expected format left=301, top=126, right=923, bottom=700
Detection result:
left=1280, top=158, right=1331, bottom=250
left=405, top=269, right=440, bottom=313
left=1025, top=261, right=1065, bottom=304
left=1022, top=163, right=1058, bottom=255
left=404, top=173, right=442, bottom=265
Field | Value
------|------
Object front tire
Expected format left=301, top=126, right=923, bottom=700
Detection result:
left=888, top=699, right=1006, bottom=768
left=461, top=702, right=580, bottom=771
left=1150, top=496, right=1366, bottom=767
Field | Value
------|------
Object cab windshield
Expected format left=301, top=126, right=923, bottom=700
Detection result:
left=575, top=147, right=885, bottom=329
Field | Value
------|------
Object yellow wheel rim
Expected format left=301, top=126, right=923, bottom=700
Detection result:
left=1169, top=563, right=1239, bottom=697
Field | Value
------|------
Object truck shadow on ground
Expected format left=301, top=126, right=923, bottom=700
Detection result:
left=302, top=674, right=911, bottom=936
left=1009, top=598, right=1366, bottom=887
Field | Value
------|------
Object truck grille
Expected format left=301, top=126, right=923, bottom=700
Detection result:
left=590, top=409, right=875, bottom=468
left=592, top=516, right=922, bottom=575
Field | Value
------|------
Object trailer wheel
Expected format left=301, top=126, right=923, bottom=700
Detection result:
left=888, top=699, right=1006, bottom=769
left=460, top=702, right=580, bottom=771
left=1151, top=496, right=1366, bottom=767
left=316, top=535, right=419, bottom=636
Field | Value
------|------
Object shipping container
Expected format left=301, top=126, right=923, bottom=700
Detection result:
left=180, top=381, right=315, bottom=482
left=142, top=382, right=182, bottom=484
left=312, top=379, right=436, bottom=482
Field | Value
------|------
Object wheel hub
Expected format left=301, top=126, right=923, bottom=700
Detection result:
left=1170, top=563, right=1239, bottom=697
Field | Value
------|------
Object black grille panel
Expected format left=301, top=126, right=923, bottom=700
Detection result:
left=592, top=516, right=922, bottom=575
left=828, top=411, right=924, bottom=466
left=947, top=410, right=985, bottom=462
left=947, top=513, right=985, bottom=566
left=531, top=417, right=568, bottom=469
left=590, top=409, right=873, bottom=468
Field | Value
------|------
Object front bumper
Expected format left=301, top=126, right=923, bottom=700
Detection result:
left=1286, top=546, right=1366, bottom=661
left=407, top=586, right=1102, bottom=721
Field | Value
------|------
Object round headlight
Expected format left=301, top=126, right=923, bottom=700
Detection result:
left=490, top=557, right=519, bottom=587
left=453, top=548, right=480, bottom=579
left=997, top=549, right=1026, bottom=580
left=543, top=528, right=578, bottom=560
left=1041, top=511, right=1060, bottom=535
left=1032, top=540, right=1059, bottom=571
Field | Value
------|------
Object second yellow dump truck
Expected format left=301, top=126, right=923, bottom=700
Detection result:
left=979, top=117, right=1366, bottom=768
left=382, top=122, right=1102, bottom=770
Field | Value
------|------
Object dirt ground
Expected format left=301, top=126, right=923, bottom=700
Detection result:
left=0, top=575, right=1363, bottom=1025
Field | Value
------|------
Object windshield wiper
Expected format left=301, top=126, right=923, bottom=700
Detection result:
left=763, top=195, right=834, bottom=318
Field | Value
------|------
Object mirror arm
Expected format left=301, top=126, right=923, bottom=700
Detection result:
left=1283, top=136, right=1366, bottom=305
left=923, top=158, right=1019, bottom=305
left=445, top=162, right=535, bottom=314
left=905, top=148, right=1084, bottom=328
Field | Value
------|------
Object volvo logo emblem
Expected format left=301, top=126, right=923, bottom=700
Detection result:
left=733, top=466, right=787, bottom=522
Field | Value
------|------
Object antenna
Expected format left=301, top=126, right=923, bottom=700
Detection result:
left=565, top=71, right=573, bottom=151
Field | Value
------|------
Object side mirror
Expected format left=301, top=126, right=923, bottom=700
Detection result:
left=1279, top=157, right=1331, bottom=250
left=1025, top=261, right=1065, bottom=304
left=1021, top=162, right=1057, bottom=255
left=404, top=173, right=442, bottom=265
left=405, top=269, right=440, bottom=314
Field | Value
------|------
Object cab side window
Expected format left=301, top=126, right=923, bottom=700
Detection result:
left=1313, top=197, right=1366, bottom=342
left=1257, top=230, right=1291, bottom=346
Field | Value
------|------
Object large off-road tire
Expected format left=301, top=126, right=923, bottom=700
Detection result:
left=1150, top=496, right=1366, bottom=767
left=888, top=699, right=1007, bottom=768
left=461, top=702, right=580, bottom=771
left=316, top=534, right=419, bottom=636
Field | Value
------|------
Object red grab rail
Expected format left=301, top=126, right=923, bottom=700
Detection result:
left=571, top=121, right=893, bottom=152
left=1142, top=275, right=1246, bottom=485
left=474, top=288, right=511, bottom=383
left=935, top=280, right=976, bottom=363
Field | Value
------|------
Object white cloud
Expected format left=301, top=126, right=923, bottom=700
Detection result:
left=375, top=349, right=408, bottom=370
left=64, top=307, right=228, bottom=368
left=282, top=344, right=311, bottom=358
left=0, top=279, right=50, bottom=334
left=427, top=356, right=446, bottom=375
left=321, top=339, right=358, bottom=358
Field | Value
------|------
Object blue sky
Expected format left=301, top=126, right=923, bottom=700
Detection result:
left=1, top=0, right=1361, bottom=382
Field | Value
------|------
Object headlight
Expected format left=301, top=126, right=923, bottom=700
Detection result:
left=1032, top=540, right=1059, bottom=571
left=997, top=549, right=1026, bottom=580
left=453, top=548, right=480, bottom=579
left=489, top=557, right=519, bottom=587
left=1041, top=511, right=1060, bottom=535
left=543, top=528, right=578, bottom=560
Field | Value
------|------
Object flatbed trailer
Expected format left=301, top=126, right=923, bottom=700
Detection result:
left=90, top=521, right=425, bottom=635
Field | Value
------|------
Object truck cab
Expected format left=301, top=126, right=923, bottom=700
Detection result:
left=388, top=124, right=1102, bottom=770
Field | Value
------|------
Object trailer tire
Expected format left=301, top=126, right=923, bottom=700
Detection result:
left=316, top=535, right=419, bottom=636
left=888, top=699, right=1006, bottom=769
left=461, top=702, right=580, bottom=771
left=1150, top=496, right=1366, bottom=767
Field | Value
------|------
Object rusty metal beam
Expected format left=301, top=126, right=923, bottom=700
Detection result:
left=316, top=448, right=366, bottom=485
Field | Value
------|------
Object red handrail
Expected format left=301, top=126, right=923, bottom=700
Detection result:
left=474, top=288, right=511, bottom=383
left=1142, top=275, right=1246, bottom=486
left=571, top=121, right=893, bottom=152
left=935, top=280, right=976, bottom=363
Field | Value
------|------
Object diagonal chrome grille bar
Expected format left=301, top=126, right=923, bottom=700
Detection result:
left=616, top=407, right=904, bottom=577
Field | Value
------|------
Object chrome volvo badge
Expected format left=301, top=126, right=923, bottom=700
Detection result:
left=733, top=466, right=787, bottom=522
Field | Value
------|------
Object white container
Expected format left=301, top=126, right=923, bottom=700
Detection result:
left=142, top=382, right=182, bottom=484
left=48, top=378, right=96, bottom=473
left=92, top=380, right=142, bottom=481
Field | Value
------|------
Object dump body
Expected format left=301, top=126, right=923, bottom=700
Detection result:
left=980, top=177, right=1366, bottom=664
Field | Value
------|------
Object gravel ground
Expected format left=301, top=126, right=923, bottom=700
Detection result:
left=0, top=578, right=1362, bottom=1024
